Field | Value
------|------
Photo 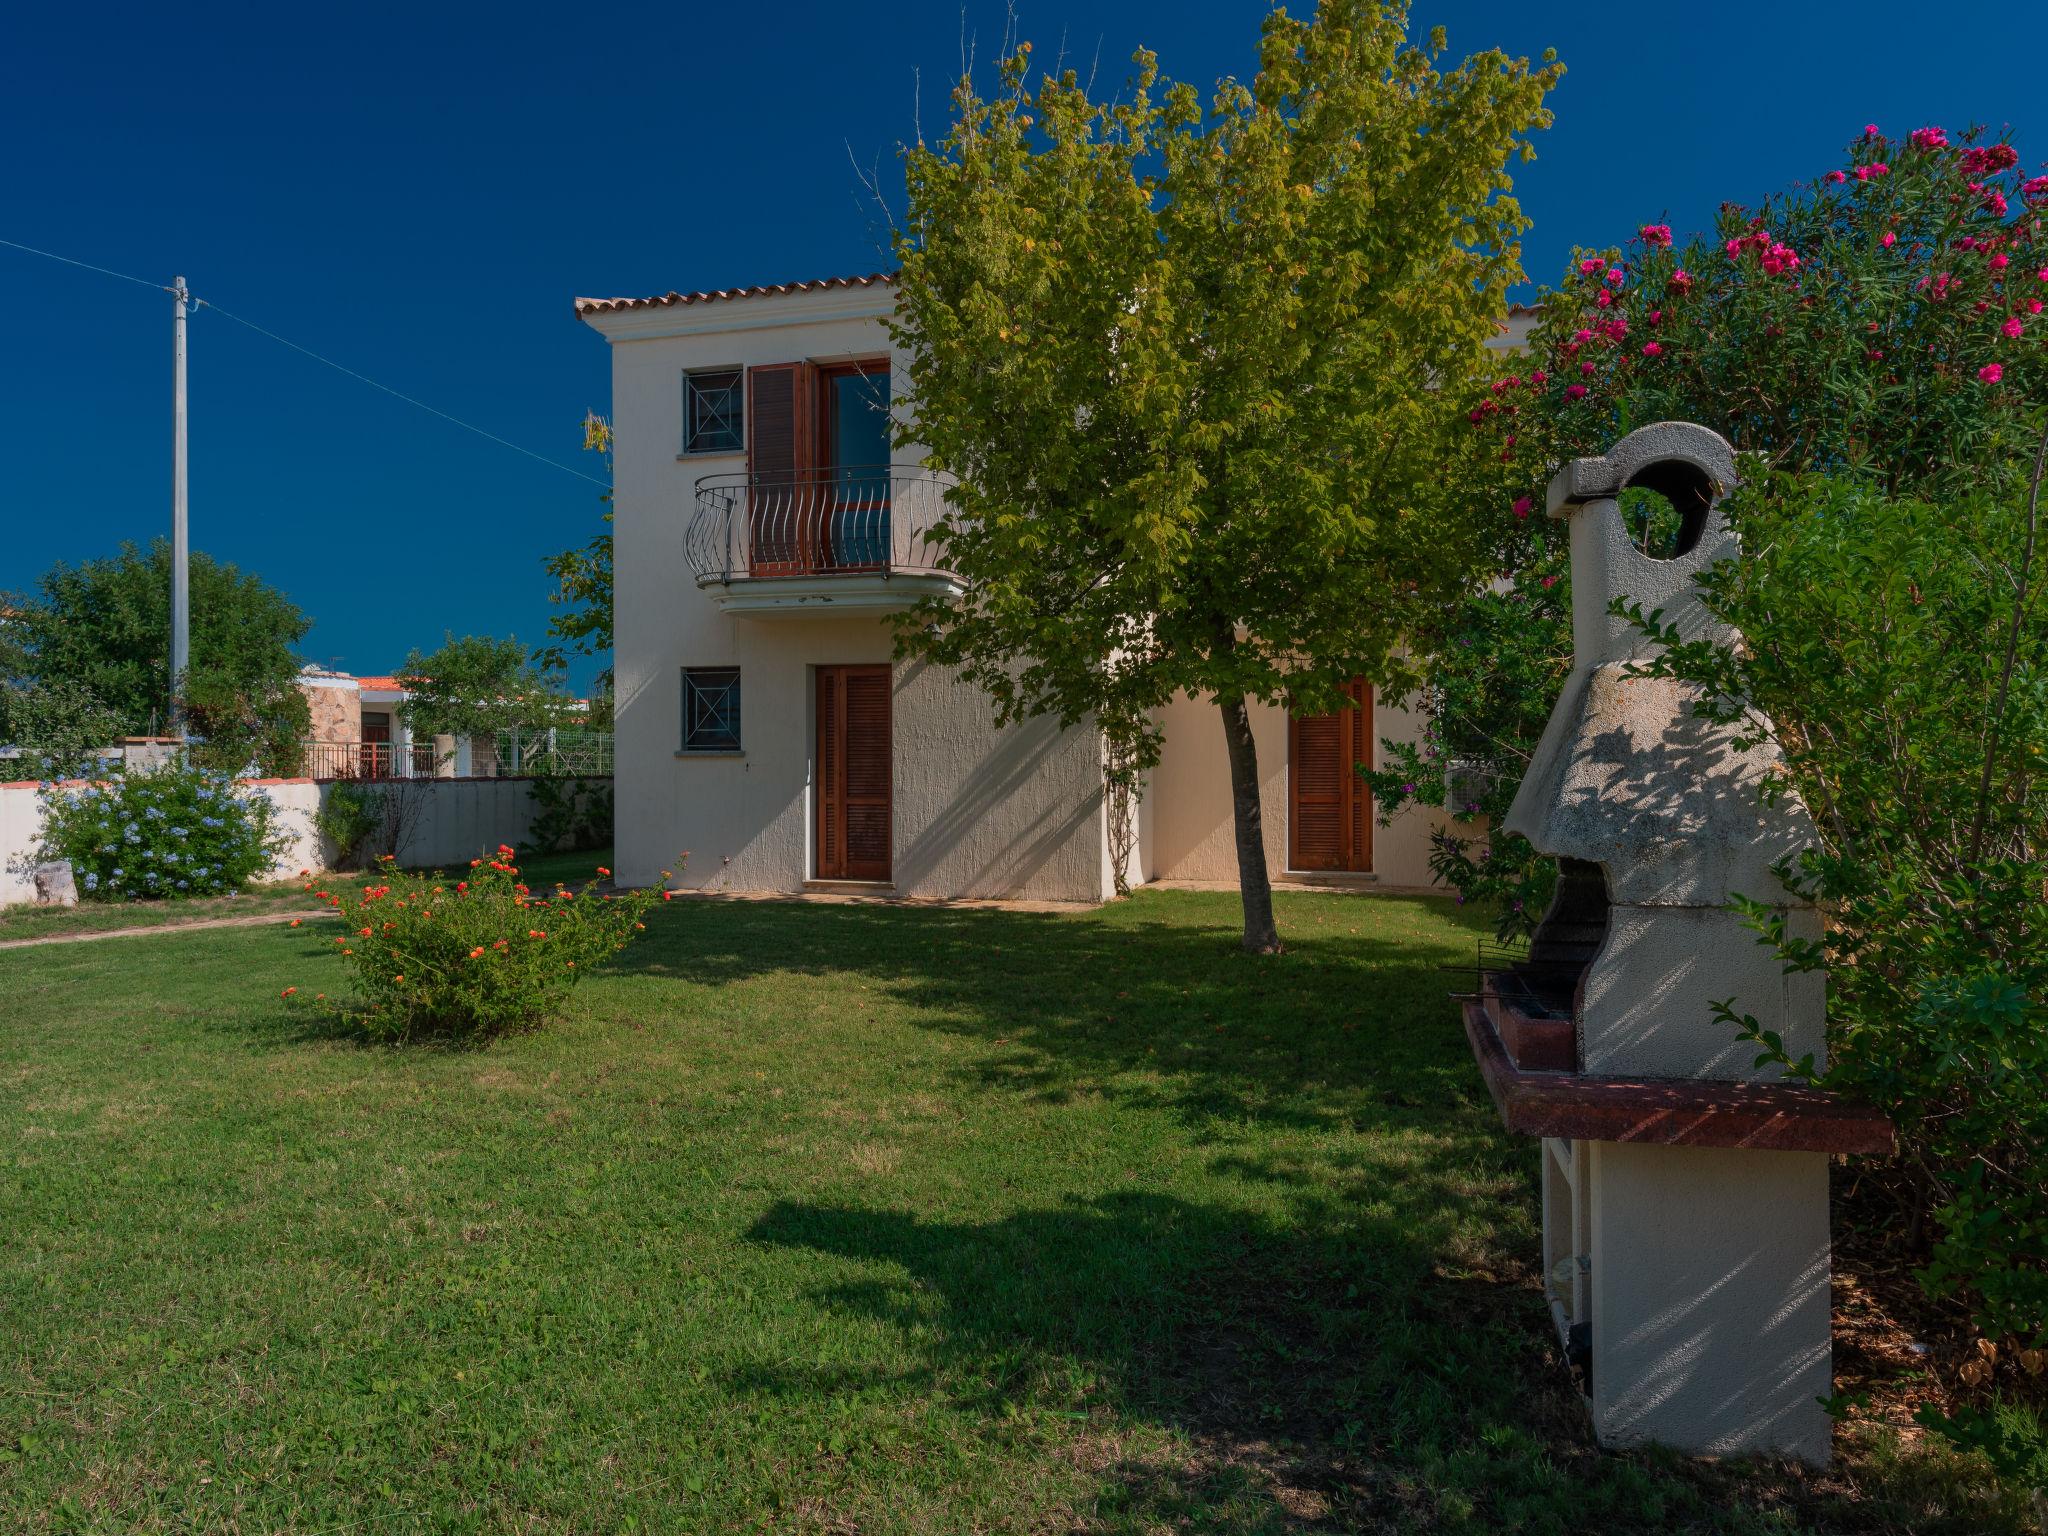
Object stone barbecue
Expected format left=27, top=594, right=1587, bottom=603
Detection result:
left=1461, top=422, right=1891, bottom=1466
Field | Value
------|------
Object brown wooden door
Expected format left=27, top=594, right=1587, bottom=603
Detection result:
left=1288, top=679, right=1373, bottom=871
left=747, top=362, right=818, bottom=575
left=816, top=665, right=892, bottom=881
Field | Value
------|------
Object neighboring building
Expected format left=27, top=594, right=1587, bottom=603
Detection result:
left=296, top=667, right=478, bottom=778
left=577, top=272, right=1475, bottom=902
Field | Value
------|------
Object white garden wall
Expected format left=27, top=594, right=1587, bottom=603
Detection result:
left=0, top=776, right=610, bottom=905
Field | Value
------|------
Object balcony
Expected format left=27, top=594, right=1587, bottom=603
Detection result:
left=302, top=740, right=443, bottom=781
left=687, top=466, right=967, bottom=616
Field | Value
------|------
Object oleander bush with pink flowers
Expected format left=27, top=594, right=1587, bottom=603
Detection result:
left=1368, top=122, right=2048, bottom=1486
left=290, top=845, right=672, bottom=1041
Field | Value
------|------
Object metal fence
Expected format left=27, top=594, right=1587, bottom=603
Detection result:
left=489, top=727, right=613, bottom=777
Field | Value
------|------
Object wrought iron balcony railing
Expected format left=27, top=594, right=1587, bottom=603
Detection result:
left=301, top=740, right=442, bottom=781
left=687, top=466, right=961, bottom=585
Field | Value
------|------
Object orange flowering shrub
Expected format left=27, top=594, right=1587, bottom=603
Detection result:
left=292, top=844, right=674, bottom=1040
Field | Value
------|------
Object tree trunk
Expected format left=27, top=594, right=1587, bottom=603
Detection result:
left=1218, top=692, right=1283, bottom=953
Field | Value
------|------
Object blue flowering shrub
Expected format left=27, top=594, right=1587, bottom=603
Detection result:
left=39, top=767, right=284, bottom=900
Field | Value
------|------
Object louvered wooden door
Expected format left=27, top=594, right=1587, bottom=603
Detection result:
left=1288, top=679, right=1373, bottom=872
left=816, top=665, right=892, bottom=881
left=747, top=362, right=818, bottom=575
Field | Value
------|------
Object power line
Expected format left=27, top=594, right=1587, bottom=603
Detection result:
left=193, top=298, right=610, bottom=488
left=0, top=235, right=610, bottom=490
left=0, top=236, right=171, bottom=292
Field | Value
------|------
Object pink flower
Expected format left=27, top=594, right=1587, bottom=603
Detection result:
left=1648, top=309, right=1663, bottom=324
left=1639, top=223, right=1673, bottom=248
left=1983, top=190, right=2009, bottom=217
left=1642, top=341, right=1664, bottom=357
left=1990, top=252, right=2011, bottom=271
left=1854, top=162, right=1890, bottom=182
left=1512, top=496, right=1533, bottom=519
left=2025, top=175, right=2048, bottom=198
left=1594, top=289, right=1613, bottom=308
left=1881, top=231, right=1898, bottom=248
left=1530, top=369, right=1548, bottom=385
left=1565, top=383, right=1588, bottom=400
left=1579, top=257, right=1603, bottom=275
left=1580, top=360, right=1596, bottom=376
left=1864, top=123, right=1880, bottom=138
left=2002, top=316, right=2024, bottom=339
left=1979, top=362, right=2004, bottom=384
left=1573, top=328, right=1595, bottom=344
left=1909, top=126, right=1949, bottom=151
left=1961, top=143, right=2019, bottom=175
left=1605, top=267, right=1625, bottom=287
left=2030, top=299, right=2045, bottom=315
left=1825, top=169, right=1847, bottom=184
left=1668, top=269, right=1693, bottom=293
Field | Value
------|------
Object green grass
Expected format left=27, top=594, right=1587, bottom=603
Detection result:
left=0, top=848, right=609, bottom=943
left=0, top=878, right=2013, bottom=1533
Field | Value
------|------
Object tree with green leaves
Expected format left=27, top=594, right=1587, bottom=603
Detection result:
left=2, top=539, right=311, bottom=775
left=397, top=633, right=570, bottom=742
left=890, top=3, right=1560, bottom=950
left=536, top=411, right=615, bottom=696
left=0, top=677, right=125, bottom=780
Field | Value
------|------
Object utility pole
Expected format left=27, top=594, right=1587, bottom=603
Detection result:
left=170, top=275, right=190, bottom=738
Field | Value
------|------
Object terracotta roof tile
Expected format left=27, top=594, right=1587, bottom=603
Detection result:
left=575, top=272, right=896, bottom=318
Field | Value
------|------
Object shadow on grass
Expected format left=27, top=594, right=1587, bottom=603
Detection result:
left=612, top=891, right=1498, bottom=1139
left=746, top=1188, right=1883, bottom=1533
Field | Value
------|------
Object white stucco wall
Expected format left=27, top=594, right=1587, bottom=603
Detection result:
left=1, top=776, right=609, bottom=904
left=1143, top=688, right=1467, bottom=892
left=586, top=285, right=1112, bottom=902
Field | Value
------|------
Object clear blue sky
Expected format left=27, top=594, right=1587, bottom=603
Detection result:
left=1, top=2, right=2033, bottom=692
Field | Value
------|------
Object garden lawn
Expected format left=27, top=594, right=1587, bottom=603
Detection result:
left=0, top=884, right=2012, bottom=1534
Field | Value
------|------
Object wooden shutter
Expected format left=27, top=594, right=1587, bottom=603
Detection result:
left=1288, top=679, right=1373, bottom=872
left=747, top=362, right=817, bottom=575
left=816, top=665, right=892, bottom=881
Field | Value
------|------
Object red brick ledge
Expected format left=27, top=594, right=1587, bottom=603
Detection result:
left=1461, top=999, right=1894, bottom=1155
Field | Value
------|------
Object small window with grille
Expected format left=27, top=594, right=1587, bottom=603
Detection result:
left=681, top=667, right=741, bottom=752
left=683, top=369, right=744, bottom=455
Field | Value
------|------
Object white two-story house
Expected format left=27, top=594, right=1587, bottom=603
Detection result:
left=577, top=271, right=1471, bottom=902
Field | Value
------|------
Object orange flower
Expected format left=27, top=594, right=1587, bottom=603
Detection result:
left=393, top=974, right=405, bottom=983
left=359, top=926, right=372, bottom=937
left=596, top=866, right=611, bottom=877
left=289, top=919, right=302, bottom=928
left=282, top=986, right=297, bottom=998
left=565, top=961, right=575, bottom=968
left=469, top=947, right=485, bottom=959
left=528, top=929, right=545, bottom=939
